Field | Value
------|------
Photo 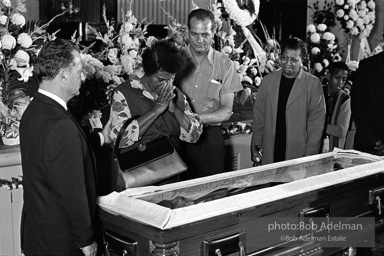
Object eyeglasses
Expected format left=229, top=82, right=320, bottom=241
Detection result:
left=280, top=56, right=301, bottom=64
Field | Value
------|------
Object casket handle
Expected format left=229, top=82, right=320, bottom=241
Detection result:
left=369, top=186, right=384, bottom=215
left=103, top=229, right=137, bottom=256
left=204, top=229, right=246, bottom=256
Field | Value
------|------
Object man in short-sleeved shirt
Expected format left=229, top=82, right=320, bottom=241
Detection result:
left=175, top=8, right=242, bottom=179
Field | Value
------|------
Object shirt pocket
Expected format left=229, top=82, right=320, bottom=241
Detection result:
left=207, top=79, right=222, bottom=100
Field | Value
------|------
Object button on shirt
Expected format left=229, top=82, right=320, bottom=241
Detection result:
left=179, top=46, right=242, bottom=115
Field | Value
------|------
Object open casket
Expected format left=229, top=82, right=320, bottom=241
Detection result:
left=97, top=149, right=384, bottom=256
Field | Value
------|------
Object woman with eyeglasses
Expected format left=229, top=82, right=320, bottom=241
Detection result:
left=251, top=37, right=326, bottom=165
left=109, top=39, right=203, bottom=190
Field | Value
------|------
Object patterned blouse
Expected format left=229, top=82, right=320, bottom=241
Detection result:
left=110, top=79, right=203, bottom=148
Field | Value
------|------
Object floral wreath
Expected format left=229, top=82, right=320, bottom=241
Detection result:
left=221, top=0, right=259, bottom=27
left=334, top=0, right=376, bottom=39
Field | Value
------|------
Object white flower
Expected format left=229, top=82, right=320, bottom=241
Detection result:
left=122, top=22, right=134, bottom=33
left=323, top=59, right=329, bottom=67
left=314, top=62, right=323, bottom=72
left=367, top=0, right=375, bottom=9
left=2, top=0, right=11, bottom=7
left=336, top=0, right=345, bottom=5
left=250, top=67, right=258, bottom=76
left=351, top=27, right=359, bottom=35
left=107, top=48, right=119, bottom=64
left=128, top=49, right=138, bottom=58
left=343, top=15, right=350, bottom=20
left=17, top=33, right=33, bottom=48
left=254, top=76, right=261, bottom=86
left=311, top=47, right=320, bottom=55
left=221, top=46, right=232, bottom=55
left=346, top=20, right=355, bottom=29
left=1, top=34, right=16, bottom=50
left=349, top=10, right=358, bottom=20
left=14, top=49, right=30, bottom=66
left=317, top=24, right=327, bottom=32
left=323, top=32, right=335, bottom=41
left=307, top=24, right=316, bottom=33
left=242, top=76, right=253, bottom=84
left=0, top=15, right=7, bottom=25
left=15, top=65, right=33, bottom=82
left=310, top=33, right=321, bottom=43
left=11, top=13, right=26, bottom=27
left=336, top=9, right=345, bottom=18
left=333, top=53, right=342, bottom=62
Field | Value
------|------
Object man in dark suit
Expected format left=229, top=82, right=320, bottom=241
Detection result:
left=351, top=51, right=384, bottom=155
left=20, top=39, right=110, bottom=256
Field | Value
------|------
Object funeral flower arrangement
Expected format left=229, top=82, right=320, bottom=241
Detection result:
left=308, top=0, right=336, bottom=28
left=306, top=23, right=338, bottom=81
left=68, top=5, right=150, bottom=121
left=0, top=0, right=58, bottom=144
left=334, top=0, right=376, bottom=39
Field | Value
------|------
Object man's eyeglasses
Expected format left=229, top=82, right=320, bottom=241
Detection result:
left=280, top=56, right=301, bottom=64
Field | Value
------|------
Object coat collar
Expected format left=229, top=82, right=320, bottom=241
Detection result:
left=186, top=45, right=214, bottom=65
left=268, top=68, right=307, bottom=112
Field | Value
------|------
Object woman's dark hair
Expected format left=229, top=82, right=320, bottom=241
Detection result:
left=281, top=37, right=308, bottom=63
left=187, top=8, right=216, bottom=32
left=328, top=61, right=350, bottom=75
left=34, top=38, right=79, bottom=83
left=142, top=40, right=188, bottom=76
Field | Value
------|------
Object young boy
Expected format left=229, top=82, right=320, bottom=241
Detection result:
left=322, top=61, right=351, bottom=152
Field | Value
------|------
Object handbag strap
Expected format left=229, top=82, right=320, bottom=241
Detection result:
left=113, top=116, right=136, bottom=159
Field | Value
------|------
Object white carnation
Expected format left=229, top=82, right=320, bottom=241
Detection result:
left=306, top=24, right=316, bottom=33
left=335, top=0, right=345, bottom=5
left=311, top=47, right=320, bottom=55
left=367, top=0, right=375, bottom=10
left=356, top=18, right=364, bottom=27
left=221, top=46, right=232, bottom=56
left=349, top=10, right=358, bottom=21
left=14, top=49, right=30, bottom=66
left=310, top=33, right=321, bottom=43
left=1, top=34, right=16, bottom=50
left=17, top=33, right=33, bottom=48
left=323, top=32, right=335, bottom=41
left=254, top=77, right=261, bottom=86
left=314, top=62, right=323, bottom=72
left=11, top=13, right=26, bottom=27
left=346, top=20, right=355, bottom=29
left=336, top=9, right=345, bottom=18
left=317, top=24, right=327, bottom=32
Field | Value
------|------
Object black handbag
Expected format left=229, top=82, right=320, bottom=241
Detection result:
left=113, top=117, right=187, bottom=189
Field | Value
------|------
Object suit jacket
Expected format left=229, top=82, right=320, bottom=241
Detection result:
left=351, top=52, right=384, bottom=153
left=251, top=69, right=326, bottom=164
left=20, top=92, right=98, bottom=256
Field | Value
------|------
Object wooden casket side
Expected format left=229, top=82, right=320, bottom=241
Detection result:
left=98, top=150, right=384, bottom=255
